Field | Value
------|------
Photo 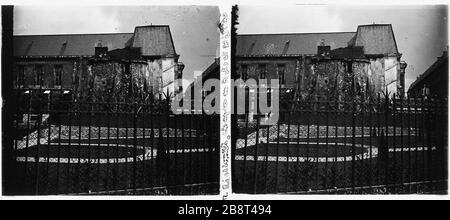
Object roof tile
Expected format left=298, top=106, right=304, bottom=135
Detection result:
left=236, top=32, right=356, bottom=56
left=14, top=33, right=133, bottom=57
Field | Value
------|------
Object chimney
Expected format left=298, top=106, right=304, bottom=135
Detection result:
left=176, top=62, right=185, bottom=79
left=317, top=39, right=330, bottom=56
left=398, top=61, right=408, bottom=98
left=95, top=40, right=108, bottom=58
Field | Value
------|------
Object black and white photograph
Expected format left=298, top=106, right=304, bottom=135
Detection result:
left=2, top=5, right=221, bottom=195
left=1, top=0, right=450, bottom=205
left=232, top=4, right=448, bottom=195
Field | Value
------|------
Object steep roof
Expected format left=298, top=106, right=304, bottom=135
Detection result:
left=185, top=58, right=220, bottom=98
left=131, top=25, right=177, bottom=57
left=187, top=58, right=219, bottom=89
left=14, top=33, right=134, bottom=57
left=408, top=51, right=449, bottom=92
left=236, top=32, right=356, bottom=57
left=13, top=25, right=177, bottom=58
left=236, top=24, right=400, bottom=58
left=350, top=24, right=399, bottom=56
left=200, top=58, right=220, bottom=81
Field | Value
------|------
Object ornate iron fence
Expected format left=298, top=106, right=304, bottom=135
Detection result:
left=233, top=94, right=448, bottom=194
left=6, top=89, right=220, bottom=195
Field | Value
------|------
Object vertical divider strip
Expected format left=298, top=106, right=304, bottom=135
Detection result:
left=219, top=6, right=232, bottom=199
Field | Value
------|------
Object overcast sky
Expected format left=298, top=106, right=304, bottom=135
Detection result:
left=14, top=6, right=220, bottom=83
left=237, top=5, right=448, bottom=90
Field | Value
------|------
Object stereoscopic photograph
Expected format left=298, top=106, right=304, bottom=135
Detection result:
left=2, top=5, right=221, bottom=195
left=2, top=2, right=450, bottom=202
left=232, top=5, right=448, bottom=194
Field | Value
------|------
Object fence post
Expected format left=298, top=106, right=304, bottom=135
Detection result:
left=2, top=6, right=16, bottom=195
left=383, top=93, right=390, bottom=192
left=133, top=100, right=138, bottom=194
left=351, top=98, right=356, bottom=193
left=165, top=94, right=171, bottom=189
left=392, top=94, right=397, bottom=193
left=378, top=129, right=388, bottom=176
left=426, top=97, right=433, bottom=192
left=33, top=92, right=42, bottom=194
left=45, top=90, right=52, bottom=194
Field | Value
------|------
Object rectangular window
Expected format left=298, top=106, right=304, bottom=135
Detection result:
left=17, top=65, right=25, bottom=87
left=278, top=64, right=286, bottom=85
left=258, top=64, right=266, bottom=79
left=241, top=64, right=248, bottom=80
left=54, top=65, right=63, bottom=86
left=35, top=65, right=43, bottom=86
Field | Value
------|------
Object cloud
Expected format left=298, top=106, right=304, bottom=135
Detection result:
left=237, top=5, right=345, bottom=34
left=237, top=5, right=448, bottom=90
left=14, top=6, right=121, bottom=35
left=13, top=6, right=221, bottom=83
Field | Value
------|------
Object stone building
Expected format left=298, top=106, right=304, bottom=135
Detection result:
left=13, top=25, right=184, bottom=102
left=182, top=58, right=220, bottom=113
left=408, top=50, right=448, bottom=99
left=236, top=24, right=407, bottom=102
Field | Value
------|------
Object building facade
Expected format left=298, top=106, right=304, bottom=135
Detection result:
left=13, top=25, right=184, bottom=101
left=408, top=50, right=448, bottom=99
left=236, top=24, right=407, bottom=102
left=183, top=58, right=220, bottom=113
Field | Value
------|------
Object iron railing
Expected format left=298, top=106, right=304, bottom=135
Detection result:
left=7, top=90, right=220, bottom=195
left=233, top=94, right=448, bottom=194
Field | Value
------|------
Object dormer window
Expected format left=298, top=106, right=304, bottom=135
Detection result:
left=59, top=41, right=68, bottom=56
left=282, top=40, right=290, bottom=55
left=95, top=40, right=108, bottom=58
